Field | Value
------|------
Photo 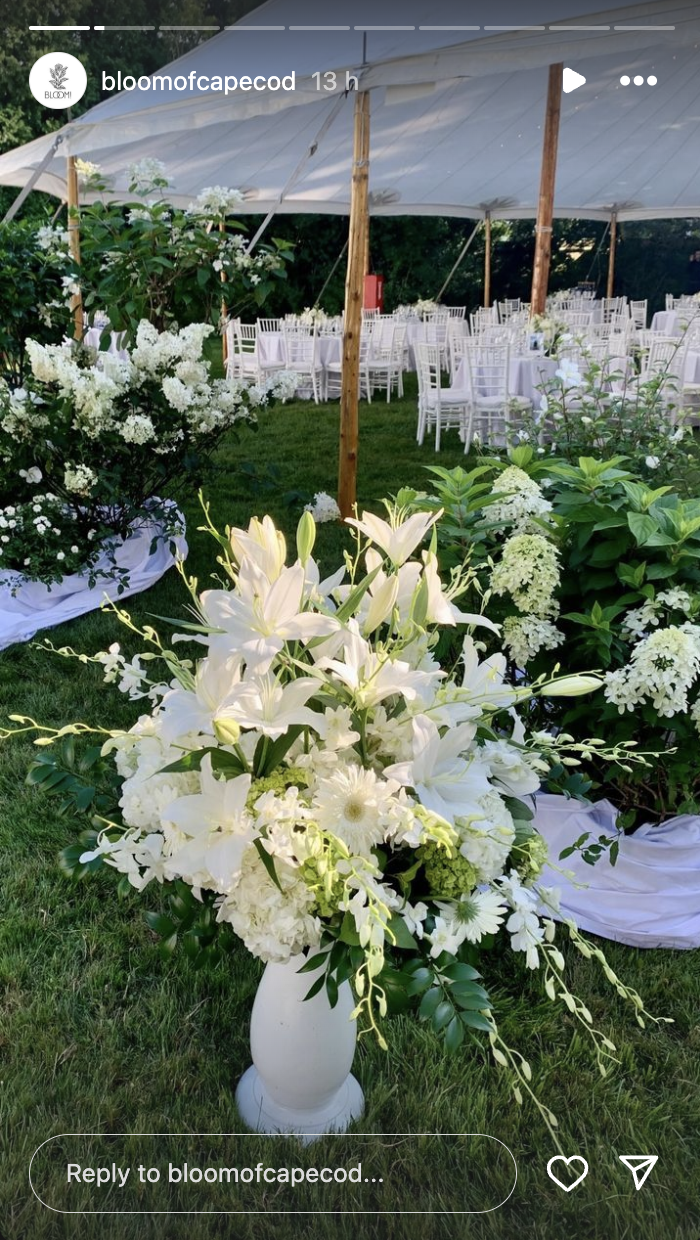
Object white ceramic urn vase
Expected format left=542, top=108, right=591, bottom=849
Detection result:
left=235, top=954, right=364, bottom=1139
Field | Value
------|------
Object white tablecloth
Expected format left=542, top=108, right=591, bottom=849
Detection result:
left=257, top=333, right=341, bottom=397
left=453, top=354, right=557, bottom=406
left=684, top=350, right=700, bottom=385
left=535, top=793, right=700, bottom=949
left=0, top=504, right=186, bottom=652
left=651, top=309, right=700, bottom=336
left=651, top=311, right=680, bottom=336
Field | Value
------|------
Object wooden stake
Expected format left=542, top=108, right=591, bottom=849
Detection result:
left=66, top=155, right=83, bottom=341
left=338, top=90, right=370, bottom=520
left=530, top=64, right=563, bottom=316
left=607, top=210, right=618, bottom=300
left=484, top=212, right=492, bottom=307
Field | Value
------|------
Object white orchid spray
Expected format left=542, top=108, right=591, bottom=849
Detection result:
left=10, top=499, right=668, bottom=1143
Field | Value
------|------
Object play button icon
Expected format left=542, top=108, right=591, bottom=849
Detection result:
left=563, top=67, right=587, bottom=93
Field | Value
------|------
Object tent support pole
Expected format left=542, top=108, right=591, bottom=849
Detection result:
left=435, top=220, right=481, bottom=303
left=607, top=210, right=618, bottom=299
left=316, top=237, right=349, bottom=307
left=530, top=63, right=563, bottom=316
left=66, top=155, right=83, bottom=342
left=219, top=220, right=229, bottom=367
left=245, top=90, right=349, bottom=256
left=484, top=211, right=492, bottom=307
left=1, top=133, right=64, bottom=223
left=338, top=89, right=370, bottom=520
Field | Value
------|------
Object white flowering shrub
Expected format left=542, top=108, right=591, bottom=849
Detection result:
left=76, top=161, right=293, bottom=341
left=303, top=491, right=341, bottom=524
left=0, top=321, right=296, bottom=588
left=413, top=450, right=700, bottom=825
left=521, top=350, right=695, bottom=485
left=9, top=504, right=663, bottom=1138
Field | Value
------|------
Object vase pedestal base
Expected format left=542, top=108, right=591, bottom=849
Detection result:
left=235, top=1065, right=364, bottom=1141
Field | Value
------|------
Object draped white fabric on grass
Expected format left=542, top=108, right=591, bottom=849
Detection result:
left=2, top=1, right=700, bottom=220
left=0, top=507, right=187, bottom=652
left=535, top=794, right=700, bottom=950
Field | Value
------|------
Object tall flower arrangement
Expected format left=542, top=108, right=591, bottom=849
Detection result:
left=14, top=502, right=664, bottom=1134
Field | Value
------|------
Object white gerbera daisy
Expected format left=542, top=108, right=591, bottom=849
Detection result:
left=312, top=764, right=399, bottom=856
left=435, top=889, right=507, bottom=944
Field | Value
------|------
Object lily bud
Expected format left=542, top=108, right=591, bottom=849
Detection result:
left=213, top=716, right=241, bottom=746
left=540, top=674, right=603, bottom=697
left=296, top=510, right=316, bottom=565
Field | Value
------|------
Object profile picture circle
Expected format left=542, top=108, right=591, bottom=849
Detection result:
left=29, top=52, right=87, bottom=110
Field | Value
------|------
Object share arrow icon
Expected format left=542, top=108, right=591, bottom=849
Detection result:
left=619, top=1155, right=658, bottom=1191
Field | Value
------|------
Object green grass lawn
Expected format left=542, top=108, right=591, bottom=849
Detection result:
left=1, top=384, right=699, bottom=1240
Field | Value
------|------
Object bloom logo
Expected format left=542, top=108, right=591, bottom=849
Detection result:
left=48, top=63, right=69, bottom=91
left=29, top=52, right=87, bottom=109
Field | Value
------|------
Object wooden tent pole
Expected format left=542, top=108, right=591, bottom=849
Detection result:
left=338, top=89, right=370, bottom=520
left=484, top=211, right=492, bottom=307
left=66, top=155, right=83, bottom=341
left=530, top=64, right=563, bottom=316
left=607, top=210, right=618, bottom=300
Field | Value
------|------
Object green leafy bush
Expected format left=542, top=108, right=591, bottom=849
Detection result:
left=0, top=218, right=72, bottom=387
left=409, top=450, right=700, bottom=826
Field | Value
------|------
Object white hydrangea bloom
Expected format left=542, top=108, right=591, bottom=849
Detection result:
left=304, top=492, right=340, bottom=524
left=604, top=623, right=700, bottom=717
left=121, top=413, right=156, bottom=445
left=190, top=186, right=245, bottom=216
left=489, top=467, right=553, bottom=532
left=128, top=158, right=170, bottom=192
left=502, top=615, right=564, bottom=666
left=216, top=846, right=321, bottom=963
left=490, top=533, right=561, bottom=619
left=63, top=463, right=97, bottom=495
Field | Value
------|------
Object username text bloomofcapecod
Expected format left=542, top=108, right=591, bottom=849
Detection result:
left=102, top=70, right=296, bottom=95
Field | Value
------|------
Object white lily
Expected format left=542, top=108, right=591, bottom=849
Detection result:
left=158, top=654, right=241, bottom=744
left=385, top=715, right=492, bottom=825
left=217, top=673, right=320, bottom=740
left=460, top=637, right=520, bottom=709
left=164, top=755, right=255, bottom=890
left=421, top=551, right=500, bottom=632
left=318, top=621, right=442, bottom=709
left=229, top=515, right=287, bottom=583
left=201, top=562, right=339, bottom=672
left=347, top=508, right=442, bottom=566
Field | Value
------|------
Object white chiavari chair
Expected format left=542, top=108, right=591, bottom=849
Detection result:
left=460, top=342, right=532, bottom=445
left=416, top=342, right=473, bottom=452
left=282, top=324, right=324, bottom=404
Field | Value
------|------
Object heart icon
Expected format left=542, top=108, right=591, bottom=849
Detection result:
left=546, top=1155, right=589, bottom=1192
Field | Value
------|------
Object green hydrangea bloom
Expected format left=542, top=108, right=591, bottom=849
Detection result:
left=418, top=841, right=479, bottom=898
left=300, top=856, right=344, bottom=918
left=514, top=831, right=549, bottom=880
left=246, top=765, right=310, bottom=809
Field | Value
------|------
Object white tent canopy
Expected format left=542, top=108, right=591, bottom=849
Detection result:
left=2, top=0, right=700, bottom=221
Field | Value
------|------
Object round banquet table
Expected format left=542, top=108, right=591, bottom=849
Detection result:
left=453, top=353, right=558, bottom=407
left=256, top=331, right=341, bottom=371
